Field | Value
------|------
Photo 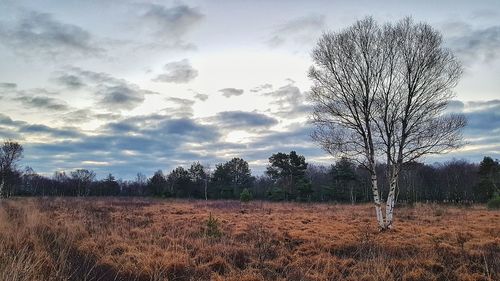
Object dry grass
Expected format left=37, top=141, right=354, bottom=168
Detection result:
left=0, top=198, right=498, bottom=281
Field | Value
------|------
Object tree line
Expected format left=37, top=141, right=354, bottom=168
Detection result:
left=1, top=140, right=498, bottom=204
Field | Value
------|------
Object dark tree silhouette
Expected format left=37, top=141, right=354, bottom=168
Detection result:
left=266, top=151, right=308, bottom=200
left=0, top=140, right=24, bottom=197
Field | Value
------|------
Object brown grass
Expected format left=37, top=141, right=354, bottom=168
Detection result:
left=0, top=198, right=498, bottom=281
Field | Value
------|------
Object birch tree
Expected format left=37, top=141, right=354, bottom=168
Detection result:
left=309, top=17, right=386, bottom=228
left=309, top=17, right=465, bottom=230
left=375, top=18, right=465, bottom=228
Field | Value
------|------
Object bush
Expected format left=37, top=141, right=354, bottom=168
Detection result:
left=240, top=188, right=252, bottom=203
left=487, top=196, right=500, bottom=209
left=205, top=213, right=222, bottom=238
left=268, top=187, right=285, bottom=201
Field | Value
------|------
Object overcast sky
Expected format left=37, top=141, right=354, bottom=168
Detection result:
left=0, top=0, right=499, bottom=178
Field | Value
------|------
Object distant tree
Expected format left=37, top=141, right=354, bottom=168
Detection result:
left=148, top=170, right=168, bottom=197
left=266, top=151, right=308, bottom=200
left=240, top=188, right=252, bottom=203
left=212, top=158, right=253, bottom=198
left=296, top=179, right=313, bottom=201
left=477, top=157, right=500, bottom=201
left=0, top=140, right=24, bottom=197
left=309, top=17, right=464, bottom=229
left=333, top=158, right=360, bottom=204
left=167, top=167, right=191, bottom=197
left=305, top=164, right=331, bottom=201
left=93, top=174, right=120, bottom=196
left=70, top=169, right=96, bottom=196
left=189, top=162, right=207, bottom=198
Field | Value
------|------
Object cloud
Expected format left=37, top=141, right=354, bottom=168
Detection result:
left=459, top=100, right=500, bottom=135
left=212, top=111, right=278, bottom=129
left=446, top=24, right=500, bottom=63
left=152, top=59, right=198, bottom=83
left=219, top=88, right=244, bottom=98
left=59, top=109, right=121, bottom=124
left=163, top=97, right=195, bottom=118
left=250, top=83, right=273, bottom=93
left=96, top=86, right=144, bottom=110
left=19, top=124, right=82, bottom=139
left=266, top=14, right=325, bottom=47
left=0, top=83, right=17, bottom=90
left=53, top=74, right=85, bottom=89
left=14, top=95, right=69, bottom=111
left=0, top=9, right=103, bottom=59
left=139, top=3, right=204, bottom=48
left=0, top=111, right=224, bottom=177
left=0, top=113, right=25, bottom=128
left=59, top=67, right=153, bottom=111
left=263, top=83, right=311, bottom=118
left=445, top=100, right=465, bottom=113
left=194, top=93, right=208, bottom=101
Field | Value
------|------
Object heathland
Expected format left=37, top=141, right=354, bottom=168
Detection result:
left=0, top=198, right=498, bottom=281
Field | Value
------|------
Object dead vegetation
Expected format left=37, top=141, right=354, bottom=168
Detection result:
left=0, top=198, right=498, bottom=281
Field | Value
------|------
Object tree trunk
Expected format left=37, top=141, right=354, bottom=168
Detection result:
left=370, top=172, right=385, bottom=229
left=204, top=178, right=208, bottom=200
left=0, top=177, right=4, bottom=198
left=384, top=170, right=398, bottom=229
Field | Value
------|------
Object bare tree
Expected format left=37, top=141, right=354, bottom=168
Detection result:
left=375, top=18, right=465, bottom=228
left=70, top=169, right=96, bottom=196
left=309, top=17, right=465, bottom=230
left=309, top=17, right=386, bottom=228
left=0, top=140, right=24, bottom=197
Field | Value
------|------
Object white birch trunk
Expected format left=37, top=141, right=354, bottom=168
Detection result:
left=370, top=173, right=385, bottom=229
left=384, top=173, right=398, bottom=229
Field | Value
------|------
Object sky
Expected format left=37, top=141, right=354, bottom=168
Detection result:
left=0, top=0, right=499, bottom=179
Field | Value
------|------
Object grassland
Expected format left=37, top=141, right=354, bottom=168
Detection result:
left=0, top=198, right=498, bottom=281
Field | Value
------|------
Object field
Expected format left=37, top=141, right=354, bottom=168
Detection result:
left=0, top=198, right=498, bottom=281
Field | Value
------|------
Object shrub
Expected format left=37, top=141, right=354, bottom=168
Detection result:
left=487, top=196, right=500, bottom=209
left=205, top=213, right=222, bottom=238
left=268, top=187, right=285, bottom=201
left=240, top=188, right=252, bottom=203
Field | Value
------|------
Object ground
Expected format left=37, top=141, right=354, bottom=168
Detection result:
left=0, top=198, right=498, bottom=281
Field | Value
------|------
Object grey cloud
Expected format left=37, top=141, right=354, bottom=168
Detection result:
left=2, top=112, right=223, bottom=178
left=53, top=74, right=85, bottom=89
left=470, top=10, right=498, bottom=20
left=163, top=97, right=195, bottom=118
left=213, top=111, right=278, bottom=129
left=0, top=113, right=25, bottom=127
left=60, top=109, right=121, bottom=124
left=445, top=100, right=465, bottom=113
left=97, top=85, right=145, bottom=111
left=250, top=83, right=273, bottom=93
left=459, top=100, right=500, bottom=134
left=14, top=95, right=69, bottom=111
left=263, top=83, right=311, bottom=118
left=447, top=24, right=500, bottom=63
left=194, top=93, right=208, bottom=101
left=152, top=59, right=198, bottom=83
left=139, top=4, right=204, bottom=47
left=0, top=83, right=17, bottom=89
left=0, top=10, right=103, bottom=59
left=266, top=14, right=325, bottom=47
left=60, top=67, right=152, bottom=111
left=219, top=88, right=244, bottom=98
left=19, top=124, right=82, bottom=139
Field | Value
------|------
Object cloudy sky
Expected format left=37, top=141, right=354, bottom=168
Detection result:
left=1, top=0, right=499, bottom=178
